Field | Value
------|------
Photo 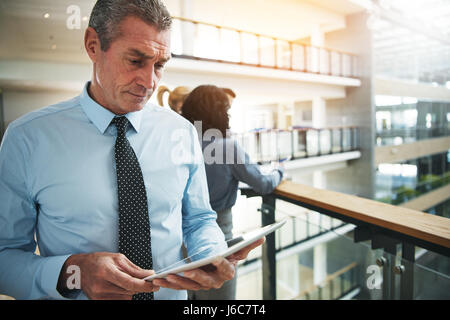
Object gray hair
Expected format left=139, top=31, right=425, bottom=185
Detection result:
left=89, top=0, right=172, bottom=51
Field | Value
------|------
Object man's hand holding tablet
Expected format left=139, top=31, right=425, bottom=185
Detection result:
left=151, top=237, right=265, bottom=291
left=148, top=219, right=286, bottom=291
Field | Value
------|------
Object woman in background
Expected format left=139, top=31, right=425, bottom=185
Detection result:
left=156, top=85, right=191, bottom=114
left=181, top=85, right=283, bottom=300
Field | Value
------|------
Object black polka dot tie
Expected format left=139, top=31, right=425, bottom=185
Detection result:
left=112, top=116, right=153, bottom=300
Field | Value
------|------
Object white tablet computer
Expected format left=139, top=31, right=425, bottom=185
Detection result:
left=144, top=219, right=286, bottom=281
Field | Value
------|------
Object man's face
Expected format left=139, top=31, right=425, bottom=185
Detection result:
left=91, top=16, right=171, bottom=114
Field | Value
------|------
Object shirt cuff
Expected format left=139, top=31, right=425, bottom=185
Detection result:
left=275, top=166, right=284, bottom=181
left=39, top=254, right=73, bottom=300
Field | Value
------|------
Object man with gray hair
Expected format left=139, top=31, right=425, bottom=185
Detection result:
left=0, top=0, right=263, bottom=300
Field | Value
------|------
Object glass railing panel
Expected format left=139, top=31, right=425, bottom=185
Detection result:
left=342, top=128, right=352, bottom=152
left=330, top=51, right=341, bottom=76
left=219, top=28, right=241, bottom=63
left=351, top=56, right=358, bottom=77
left=342, top=54, right=352, bottom=77
left=276, top=130, right=292, bottom=161
left=292, top=129, right=307, bottom=158
left=236, top=132, right=259, bottom=163
left=319, top=129, right=331, bottom=155
left=320, top=214, right=333, bottom=231
left=276, top=40, right=291, bottom=69
left=259, top=36, right=276, bottom=67
left=170, top=18, right=184, bottom=55
left=194, top=24, right=221, bottom=60
left=352, top=127, right=359, bottom=150
left=268, top=204, right=385, bottom=300
left=241, top=32, right=259, bottom=65
left=292, top=43, right=306, bottom=71
left=319, top=48, right=330, bottom=75
left=306, top=129, right=319, bottom=156
left=306, top=46, right=319, bottom=73
left=331, top=128, right=342, bottom=153
left=411, top=258, right=450, bottom=299
left=259, top=130, right=277, bottom=162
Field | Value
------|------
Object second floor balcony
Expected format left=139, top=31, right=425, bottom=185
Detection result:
left=232, top=126, right=359, bottom=164
left=169, top=17, right=360, bottom=80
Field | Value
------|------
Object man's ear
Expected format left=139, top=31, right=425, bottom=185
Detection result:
left=84, top=27, right=101, bottom=63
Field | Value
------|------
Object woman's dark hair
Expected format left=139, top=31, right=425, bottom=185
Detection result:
left=181, top=85, right=230, bottom=137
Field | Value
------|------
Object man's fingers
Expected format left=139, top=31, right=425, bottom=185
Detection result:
left=152, top=278, right=184, bottom=290
left=183, top=262, right=229, bottom=289
left=116, top=254, right=155, bottom=279
left=109, top=266, right=159, bottom=293
left=102, top=280, right=137, bottom=296
left=166, top=274, right=205, bottom=291
left=229, top=237, right=265, bottom=261
left=211, top=258, right=235, bottom=280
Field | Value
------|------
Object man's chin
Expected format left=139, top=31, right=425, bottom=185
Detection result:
left=119, top=99, right=149, bottom=113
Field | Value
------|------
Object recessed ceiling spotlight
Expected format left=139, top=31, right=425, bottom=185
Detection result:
left=44, top=13, right=50, bottom=19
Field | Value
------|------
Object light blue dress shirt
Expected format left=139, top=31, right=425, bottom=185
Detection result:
left=0, top=82, right=227, bottom=300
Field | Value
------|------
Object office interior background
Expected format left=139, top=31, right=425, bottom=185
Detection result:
left=0, top=0, right=449, bottom=300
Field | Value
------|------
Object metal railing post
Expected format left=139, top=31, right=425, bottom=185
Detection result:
left=261, top=195, right=277, bottom=300
left=398, top=242, right=415, bottom=300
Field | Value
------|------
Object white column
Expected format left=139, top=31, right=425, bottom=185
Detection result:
left=312, top=97, right=326, bottom=129
left=313, top=170, right=325, bottom=189
left=310, top=25, right=324, bottom=73
left=277, top=103, right=285, bottom=130
left=311, top=25, right=325, bottom=47
left=313, top=242, right=327, bottom=286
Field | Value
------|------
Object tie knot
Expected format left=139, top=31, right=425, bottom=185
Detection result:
left=112, top=116, right=129, bottom=136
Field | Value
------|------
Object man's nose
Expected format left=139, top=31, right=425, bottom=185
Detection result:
left=136, top=64, right=155, bottom=90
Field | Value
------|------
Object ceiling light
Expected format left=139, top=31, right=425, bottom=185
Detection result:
left=44, top=13, right=50, bottom=19
left=51, top=44, right=57, bottom=50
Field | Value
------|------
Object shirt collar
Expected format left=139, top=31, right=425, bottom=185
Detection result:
left=80, top=82, right=144, bottom=134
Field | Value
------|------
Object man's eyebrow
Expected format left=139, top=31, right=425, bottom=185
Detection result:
left=159, top=55, right=171, bottom=63
left=127, top=49, right=153, bottom=59
left=126, top=49, right=171, bottom=63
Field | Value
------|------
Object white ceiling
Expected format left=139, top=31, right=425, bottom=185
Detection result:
left=303, top=0, right=364, bottom=15
left=0, top=0, right=95, bottom=63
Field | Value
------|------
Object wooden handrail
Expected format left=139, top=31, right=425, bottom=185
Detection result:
left=171, top=16, right=358, bottom=57
left=274, top=181, right=450, bottom=249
